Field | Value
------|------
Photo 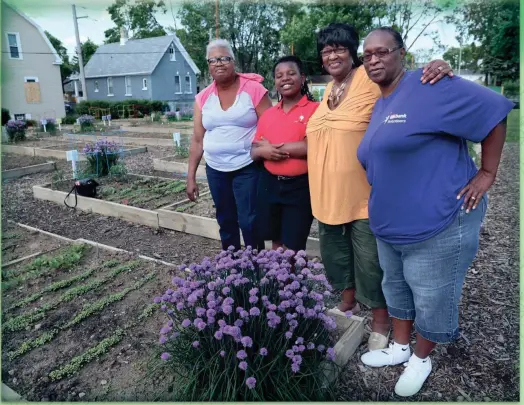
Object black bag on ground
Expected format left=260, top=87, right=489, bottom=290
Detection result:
left=64, top=178, right=99, bottom=209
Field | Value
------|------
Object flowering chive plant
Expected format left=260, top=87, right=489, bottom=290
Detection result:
left=6, top=120, right=27, bottom=142
left=78, top=114, right=95, bottom=131
left=155, top=246, right=345, bottom=401
left=41, top=118, right=56, bottom=132
left=82, top=138, right=121, bottom=176
left=165, top=111, right=178, bottom=122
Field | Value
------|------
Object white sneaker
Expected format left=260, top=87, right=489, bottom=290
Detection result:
left=361, top=343, right=411, bottom=367
left=394, top=354, right=432, bottom=397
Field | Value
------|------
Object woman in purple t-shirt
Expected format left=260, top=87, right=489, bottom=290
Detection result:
left=357, top=27, right=513, bottom=397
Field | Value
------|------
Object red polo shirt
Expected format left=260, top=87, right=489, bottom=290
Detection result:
left=253, top=95, right=319, bottom=176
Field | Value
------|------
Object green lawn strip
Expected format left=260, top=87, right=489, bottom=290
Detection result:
left=5, top=259, right=121, bottom=313
left=2, top=244, right=90, bottom=290
left=506, top=109, right=519, bottom=142
left=6, top=271, right=156, bottom=361
left=48, top=303, right=160, bottom=381
left=2, top=260, right=140, bottom=332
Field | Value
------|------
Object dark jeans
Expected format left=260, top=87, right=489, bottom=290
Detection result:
left=206, top=163, right=264, bottom=251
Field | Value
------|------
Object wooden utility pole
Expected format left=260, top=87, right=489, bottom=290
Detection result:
left=291, top=42, right=294, bottom=55
left=215, top=0, right=219, bottom=39
left=72, top=5, right=88, bottom=101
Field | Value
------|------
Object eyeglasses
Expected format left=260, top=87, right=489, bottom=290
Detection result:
left=207, top=56, right=233, bottom=65
left=320, top=47, right=348, bottom=58
left=362, top=47, right=402, bottom=62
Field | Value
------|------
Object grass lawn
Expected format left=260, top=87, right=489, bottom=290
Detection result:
left=506, top=109, right=519, bottom=142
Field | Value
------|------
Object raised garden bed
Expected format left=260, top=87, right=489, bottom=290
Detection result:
left=63, top=132, right=190, bottom=147
left=1, top=232, right=184, bottom=401
left=153, top=155, right=205, bottom=178
left=2, top=154, right=57, bottom=180
left=120, top=125, right=193, bottom=135
left=3, top=143, right=147, bottom=161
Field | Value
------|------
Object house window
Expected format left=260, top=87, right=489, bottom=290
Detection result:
left=14, top=114, right=25, bottom=120
left=185, top=75, right=192, bottom=93
left=24, top=76, right=38, bottom=83
left=107, top=77, right=114, bottom=96
left=125, top=76, right=132, bottom=96
left=94, top=80, right=99, bottom=92
left=174, top=75, right=181, bottom=93
left=6, top=32, right=22, bottom=59
left=169, top=44, right=176, bottom=61
left=142, top=78, right=148, bottom=90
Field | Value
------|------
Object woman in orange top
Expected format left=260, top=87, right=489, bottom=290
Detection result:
left=251, top=56, right=319, bottom=252
left=306, top=23, right=452, bottom=350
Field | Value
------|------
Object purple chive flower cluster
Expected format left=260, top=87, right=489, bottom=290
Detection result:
left=82, top=138, right=120, bottom=154
left=83, top=138, right=122, bottom=176
left=154, top=246, right=338, bottom=399
left=77, top=114, right=95, bottom=126
left=6, top=120, right=27, bottom=142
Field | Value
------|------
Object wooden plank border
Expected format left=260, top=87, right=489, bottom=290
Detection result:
left=3, top=145, right=147, bottom=160
left=2, top=162, right=56, bottom=180
left=63, top=133, right=175, bottom=147
left=153, top=156, right=207, bottom=178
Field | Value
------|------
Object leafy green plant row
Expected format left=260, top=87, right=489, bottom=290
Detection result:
left=48, top=303, right=160, bottom=381
left=7, top=271, right=156, bottom=360
left=3, top=260, right=140, bottom=332
left=2, top=244, right=89, bottom=291
left=5, top=259, right=121, bottom=313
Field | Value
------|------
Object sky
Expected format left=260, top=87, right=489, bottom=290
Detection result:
left=6, top=0, right=462, bottom=60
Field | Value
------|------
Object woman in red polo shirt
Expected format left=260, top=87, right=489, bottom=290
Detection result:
left=251, top=56, right=319, bottom=252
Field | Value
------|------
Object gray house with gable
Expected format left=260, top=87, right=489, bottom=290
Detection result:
left=84, top=32, right=200, bottom=111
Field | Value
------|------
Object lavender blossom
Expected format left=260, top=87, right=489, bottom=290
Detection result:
left=246, top=377, right=256, bottom=389
left=160, top=352, right=171, bottom=360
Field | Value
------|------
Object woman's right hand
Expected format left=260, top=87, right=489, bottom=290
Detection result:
left=186, top=179, right=199, bottom=202
left=255, top=138, right=289, bottom=161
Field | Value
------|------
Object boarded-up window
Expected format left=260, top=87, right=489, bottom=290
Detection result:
left=24, top=82, right=41, bottom=103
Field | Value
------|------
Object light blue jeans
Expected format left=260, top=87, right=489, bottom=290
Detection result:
left=377, top=195, right=487, bottom=343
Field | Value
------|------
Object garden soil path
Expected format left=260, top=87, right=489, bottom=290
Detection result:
left=1, top=143, right=519, bottom=401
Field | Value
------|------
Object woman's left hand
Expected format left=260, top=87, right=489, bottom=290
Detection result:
left=421, top=60, right=454, bottom=84
left=457, top=169, right=495, bottom=213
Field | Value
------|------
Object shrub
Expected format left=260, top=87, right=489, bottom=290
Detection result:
left=41, top=118, right=57, bottom=132
left=166, top=111, right=178, bottom=122
left=83, top=138, right=121, bottom=176
left=25, top=119, right=38, bottom=128
left=1, top=108, right=10, bottom=126
left=76, top=100, right=168, bottom=119
left=503, top=80, right=519, bottom=98
left=78, top=115, right=96, bottom=132
left=62, top=114, right=79, bottom=125
left=180, top=108, right=193, bottom=121
left=6, top=120, right=27, bottom=142
left=155, top=247, right=340, bottom=401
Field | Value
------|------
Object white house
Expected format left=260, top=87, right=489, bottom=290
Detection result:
left=1, top=1, right=66, bottom=121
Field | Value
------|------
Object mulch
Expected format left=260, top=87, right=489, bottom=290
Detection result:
left=1, top=143, right=519, bottom=401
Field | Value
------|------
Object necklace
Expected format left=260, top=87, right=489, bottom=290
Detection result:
left=328, top=68, right=354, bottom=106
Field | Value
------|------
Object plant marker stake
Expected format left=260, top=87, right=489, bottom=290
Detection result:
left=41, top=119, right=47, bottom=133
left=173, top=132, right=181, bottom=148
left=107, top=114, right=111, bottom=127
left=57, top=118, right=62, bottom=131
left=66, top=150, right=79, bottom=179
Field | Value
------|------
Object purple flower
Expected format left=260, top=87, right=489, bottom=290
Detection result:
left=153, top=297, right=161, bottom=303
left=159, top=336, right=167, bottom=344
left=249, top=307, right=260, bottom=316
left=223, top=297, right=234, bottom=306
left=207, top=308, right=217, bottom=318
left=160, top=326, right=171, bottom=335
left=192, top=341, right=200, bottom=348
left=292, top=355, right=303, bottom=365
left=260, top=348, right=268, bottom=356
left=241, top=336, right=253, bottom=348
left=239, top=361, right=248, bottom=371
left=218, top=320, right=226, bottom=328
left=291, top=362, right=300, bottom=373
left=220, top=350, right=226, bottom=357
left=295, top=337, right=304, bottom=344
left=327, top=347, right=336, bottom=361
left=208, top=316, right=216, bottom=324
left=237, top=350, right=248, bottom=360
left=249, top=296, right=259, bottom=304
left=196, top=307, right=206, bottom=317
left=285, top=331, right=292, bottom=339
left=222, top=287, right=231, bottom=295
left=160, top=352, right=171, bottom=360
left=222, top=305, right=233, bottom=315
left=317, top=345, right=326, bottom=352
left=345, top=311, right=353, bottom=318
left=246, top=377, right=256, bottom=389
left=234, top=319, right=244, bottom=327
left=181, top=319, right=191, bottom=328
left=240, top=310, right=249, bottom=318
left=307, top=342, right=315, bottom=350
left=285, top=349, right=294, bottom=359
left=160, top=305, right=167, bottom=311
left=249, top=288, right=259, bottom=296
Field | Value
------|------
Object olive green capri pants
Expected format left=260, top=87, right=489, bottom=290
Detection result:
left=319, top=219, right=387, bottom=309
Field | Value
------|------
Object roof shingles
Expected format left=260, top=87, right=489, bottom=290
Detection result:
left=84, top=35, right=200, bottom=78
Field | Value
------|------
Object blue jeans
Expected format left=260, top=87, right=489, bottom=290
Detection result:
left=206, top=163, right=264, bottom=251
left=377, top=196, right=487, bottom=343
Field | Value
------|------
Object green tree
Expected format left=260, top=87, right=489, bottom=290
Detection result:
left=442, top=43, right=482, bottom=72
left=71, top=39, right=99, bottom=70
left=104, top=0, right=168, bottom=43
left=451, top=0, right=519, bottom=83
left=45, top=31, right=74, bottom=88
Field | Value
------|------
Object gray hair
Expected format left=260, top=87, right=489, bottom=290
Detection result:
left=206, top=39, right=235, bottom=60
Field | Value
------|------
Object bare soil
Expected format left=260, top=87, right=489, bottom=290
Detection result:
left=1, top=240, right=182, bottom=401
left=1, top=143, right=518, bottom=401
left=49, top=175, right=205, bottom=210
left=2, top=154, right=55, bottom=172
left=1, top=222, right=67, bottom=264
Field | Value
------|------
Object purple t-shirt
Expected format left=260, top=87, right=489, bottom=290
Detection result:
left=357, top=69, right=514, bottom=245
